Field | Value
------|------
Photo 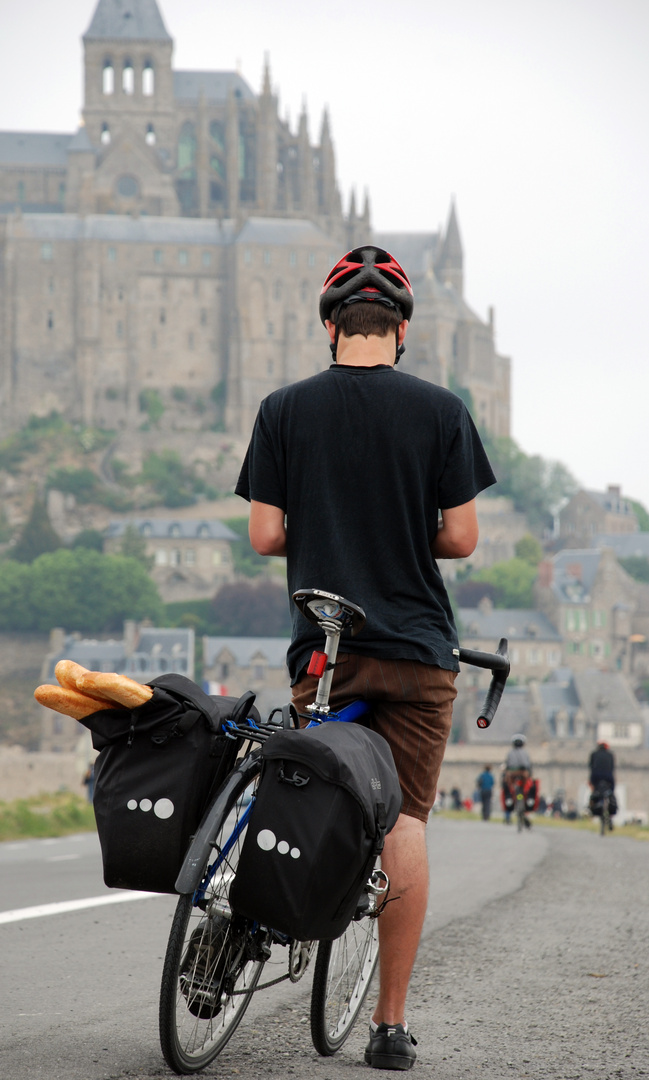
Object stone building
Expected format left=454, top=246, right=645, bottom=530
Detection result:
left=0, top=0, right=510, bottom=443
left=202, top=635, right=290, bottom=718
left=104, top=516, right=238, bottom=601
left=535, top=547, right=649, bottom=676
left=559, top=485, right=638, bottom=549
left=458, top=597, right=562, bottom=685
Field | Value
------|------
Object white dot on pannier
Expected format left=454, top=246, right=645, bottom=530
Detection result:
left=290, top=847, right=301, bottom=859
left=277, top=840, right=289, bottom=855
left=154, top=798, right=174, bottom=819
left=257, top=829, right=277, bottom=851
left=127, top=799, right=138, bottom=810
left=140, top=799, right=153, bottom=812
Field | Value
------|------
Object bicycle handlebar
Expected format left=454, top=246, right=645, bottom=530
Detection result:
left=458, top=638, right=510, bottom=729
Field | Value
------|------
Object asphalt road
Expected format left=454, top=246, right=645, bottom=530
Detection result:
left=0, top=818, right=647, bottom=1080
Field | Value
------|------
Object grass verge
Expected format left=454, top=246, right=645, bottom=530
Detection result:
left=0, top=792, right=97, bottom=842
left=436, top=808, right=649, bottom=841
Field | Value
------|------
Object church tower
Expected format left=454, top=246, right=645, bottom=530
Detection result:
left=81, top=0, right=177, bottom=214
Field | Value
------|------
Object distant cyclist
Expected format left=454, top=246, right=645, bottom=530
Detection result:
left=503, top=734, right=533, bottom=829
left=589, top=741, right=615, bottom=791
left=589, top=741, right=617, bottom=824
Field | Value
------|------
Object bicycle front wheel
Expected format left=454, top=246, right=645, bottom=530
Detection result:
left=310, top=905, right=379, bottom=1055
left=159, top=756, right=264, bottom=1074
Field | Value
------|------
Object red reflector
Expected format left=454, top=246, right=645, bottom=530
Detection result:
left=307, top=651, right=328, bottom=678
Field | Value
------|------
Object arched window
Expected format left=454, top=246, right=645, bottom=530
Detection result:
left=102, top=59, right=114, bottom=95
left=122, top=59, right=134, bottom=95
left=100, top=123, right=111, bottom=146
left=145, top=123, right=156, bottom=146
left=142, top=60, right=155, bottom=96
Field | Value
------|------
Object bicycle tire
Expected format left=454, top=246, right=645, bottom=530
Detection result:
left=310, top=904, right=379, bottom=1055
left=159, top=756, right=264, bottom=1074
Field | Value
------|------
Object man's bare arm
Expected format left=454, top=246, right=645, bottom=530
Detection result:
left=431, top=499, right=479, bottom=559
left=249, top=500, right=287, bottom=557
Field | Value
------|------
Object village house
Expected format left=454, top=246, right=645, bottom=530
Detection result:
left=104, top=517, right=238, bottom=602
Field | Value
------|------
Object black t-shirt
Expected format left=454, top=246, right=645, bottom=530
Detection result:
left=236, top=363, right=496, bottom=681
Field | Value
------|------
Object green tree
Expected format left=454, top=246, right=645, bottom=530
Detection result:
left=27, top=548, right=163, bottom=632
left=629, top=500, right=649, bottom=532
left=473, top=558, right=538, bottom=608
left=70, top=529, right=105, bottom=552
left=0, top=560, right=34, bottom=630
left=514, top=534, right=544, bottom=565
left=119, top=523, right=154, bottom=570
left=47, top=466, right=99, bottom=502
left=10, top=497, right=61, bottom=563
left=481, top=434, right=578, bottom=530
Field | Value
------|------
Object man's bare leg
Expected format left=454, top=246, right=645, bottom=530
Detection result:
left=372, top=813, right=428, bottom=1026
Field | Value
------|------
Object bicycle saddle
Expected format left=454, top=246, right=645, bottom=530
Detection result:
left=292, top=589, right=366, bottom=636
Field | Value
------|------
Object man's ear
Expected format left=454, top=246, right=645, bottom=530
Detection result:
left=398, top=320, right=408, bottom=346
left=324, top=319, right=337, bottom=345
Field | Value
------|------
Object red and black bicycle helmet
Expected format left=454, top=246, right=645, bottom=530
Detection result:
left=319, top=246, right=414, bottom=326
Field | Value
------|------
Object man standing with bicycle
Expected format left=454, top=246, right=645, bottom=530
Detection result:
left=236, top=246, right=496, bottom=1070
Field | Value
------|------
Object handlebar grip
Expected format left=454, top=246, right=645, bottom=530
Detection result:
left=476, top=672, right=507, bottom=729
left=471, top=638, right=510, bottom=729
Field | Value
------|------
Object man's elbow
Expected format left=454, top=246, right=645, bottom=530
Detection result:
left=451, top=530, right=479, bottom=559
left=251, top=533, right=284, bottom=557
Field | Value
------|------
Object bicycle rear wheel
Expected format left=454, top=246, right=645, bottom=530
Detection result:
left=159, top=757, right=264, bottom=1074
left=310, top=904, right=379, bottom=1055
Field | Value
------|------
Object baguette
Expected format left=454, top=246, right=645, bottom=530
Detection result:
left=34, top=684, right=119, bottom=720
left=55, top=659, right=91, bottom=692
left=77, top=671, right=153, bottom=709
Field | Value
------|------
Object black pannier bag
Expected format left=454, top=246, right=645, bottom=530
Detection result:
left=229, top=721, right=402, bottom=942
left=81, top=675, right=260, bottom=894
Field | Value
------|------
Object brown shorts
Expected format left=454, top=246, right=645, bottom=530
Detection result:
left=291, top=653, right=457, bottom=823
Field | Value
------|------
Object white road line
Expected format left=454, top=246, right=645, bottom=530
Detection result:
left=0, top=891, right=161, bottom=925
left=46, top=854, right=81, bottom=862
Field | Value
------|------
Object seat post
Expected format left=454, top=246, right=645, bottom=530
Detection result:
left=307, top=623, right=342, bottom=715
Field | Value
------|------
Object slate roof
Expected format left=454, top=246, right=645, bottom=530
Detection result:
left=594, top=534, right=649, bottom=559
left=84, top=0, right=172, bottom=41
left=9, top=213, right=237, bottom=245
left=547, top=549, right=602, bottom=602
left=105, top=518, right=239, bottom=541
left=458, top=607, right=561, bottom=642
left=572, top=670, right=643, bottom=726
left=67, top=127, right=96, bottom=154
left=174, top=71, right=255, bottom=103
left=44, top=627, right=193, bottom=681
left=235, top=217, right=331, bottom=247
left=0, top=132, right=72, bottom=166
left=203, top=637, right=289, bottom=669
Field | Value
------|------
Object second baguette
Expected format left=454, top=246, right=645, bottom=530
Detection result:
left=77, top=671, right=153, bottom=709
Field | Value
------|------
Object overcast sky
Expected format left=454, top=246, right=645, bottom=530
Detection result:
left=1, top=0, right=647, bottom=513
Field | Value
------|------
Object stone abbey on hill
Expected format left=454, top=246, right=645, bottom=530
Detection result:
left=0, top=0, right=510, bottom=441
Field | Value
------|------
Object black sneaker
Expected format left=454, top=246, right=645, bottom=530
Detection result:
left=364, top=1023, right=417, bottom=1071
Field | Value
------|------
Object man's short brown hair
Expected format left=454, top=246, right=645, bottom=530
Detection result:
left=335, top=300, right=402, bottom=339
